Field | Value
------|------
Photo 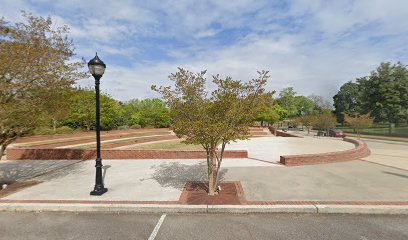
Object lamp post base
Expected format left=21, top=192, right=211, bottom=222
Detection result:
left=90, top=187, right=108, bottom=196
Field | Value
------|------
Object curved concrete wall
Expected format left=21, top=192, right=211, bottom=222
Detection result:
left=280, top=137, right=370, bottom=166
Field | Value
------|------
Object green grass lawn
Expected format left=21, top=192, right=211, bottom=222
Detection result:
left=345, top=133, right=408, bottom=142
left=15, top=136, right=96, bottom=147
left=75, top=135, right=167, bottom=149
left=337, top=125, right=408, bottom=138
left=129, top=139, right=202, bottom=150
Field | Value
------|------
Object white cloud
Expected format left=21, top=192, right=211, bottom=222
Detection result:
left=1, top=0, right=407, bottom=103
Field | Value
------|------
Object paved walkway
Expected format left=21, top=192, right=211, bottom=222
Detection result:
left=3, top=158, right=408, bottom=203
left=2, top=136, right=408, bottom=204
left=361, top=138, right=408, bottom=170
left=226, top=160, right=408, bottom=201
left=3, top=158, right=277, bottom=201
left=0, top=160, right=83, bottom=184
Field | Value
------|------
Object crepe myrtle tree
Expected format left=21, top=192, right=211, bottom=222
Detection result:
left=152, top=68, right=273, bottom=195
left=344, top=113, right=374, bottom=138
left=0, top=12, right=86, bottom=156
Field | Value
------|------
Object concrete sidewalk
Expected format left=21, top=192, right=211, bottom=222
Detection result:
left=0, top=159, right=408, bottom=213
left=2, top=158, right=408, bottom=204
left=361, top=138, right=408, bottom=170
left=227, top=136, right=354, bottom=162
left=2, top=136, right=408, bottom=214
left=2, top=158, right=279, bottom=201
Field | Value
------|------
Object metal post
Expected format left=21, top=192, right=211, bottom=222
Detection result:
left=90, top=76, right=108, bottom=195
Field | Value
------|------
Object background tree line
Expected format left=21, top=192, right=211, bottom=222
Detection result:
left=0, top=12, right=171, bottom=156
left=256, top=87, right=336, bottom=132
left=35, top=87, right=172, bottom=135
left=333, top=62, right=408, bottom=130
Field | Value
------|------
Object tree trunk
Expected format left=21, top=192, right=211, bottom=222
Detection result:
left=0, top=144, right=6, bottom=158
left=0, top=138, right=16, bottom=158
left=52, top=118, right=57, bottom=132
left=389, top=123, right=395, bottom=134
left=208, top=150, right=217, bottom=196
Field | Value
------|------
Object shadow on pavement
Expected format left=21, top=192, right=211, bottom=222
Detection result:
left=382, top=171, right=408, bottom=179
left=0, top=160, right=85, bottom=183
left=147, top=162, right=228, bottom=190
left=102, top=165, right=111, bottom=184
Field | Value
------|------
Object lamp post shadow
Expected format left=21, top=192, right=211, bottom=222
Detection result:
left=102, top=165, right=111, bottom=185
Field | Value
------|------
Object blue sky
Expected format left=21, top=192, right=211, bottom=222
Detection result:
left=1, top=0, right=407, bottom=102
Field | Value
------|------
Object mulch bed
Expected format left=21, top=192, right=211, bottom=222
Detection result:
left=0, top=181, right=41, bottom=198
left=178, top=181, right=246, bottom=205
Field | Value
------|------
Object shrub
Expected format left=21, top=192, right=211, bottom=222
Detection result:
left=130, top=124, right=141, bottom=129
left=117, top=125, right=130, bottom=130
left=55, top=126, right=75, bottom=134
left=33, top=127, right=54, bottom=136
left=73, top=128, right=84, bottom=133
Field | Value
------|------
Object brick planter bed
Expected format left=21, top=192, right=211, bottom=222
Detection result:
left=178, top=181, right=246, bottom=205
left=6, top=148, right=248, bottom=160
left=280, top=137, right=370, bottom=166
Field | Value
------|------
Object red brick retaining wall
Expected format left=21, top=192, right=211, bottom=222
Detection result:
left=268, top=127, right=300, bottom=137
left=280, top=137, right=370, bottom=166
left=6, top=148, right=248, bottom=160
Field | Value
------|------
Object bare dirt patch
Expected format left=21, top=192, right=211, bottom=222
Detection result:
left=178, top=181, right=246, bottom=205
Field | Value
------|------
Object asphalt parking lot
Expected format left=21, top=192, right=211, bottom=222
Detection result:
left=1, top=212, right=408, bottom=240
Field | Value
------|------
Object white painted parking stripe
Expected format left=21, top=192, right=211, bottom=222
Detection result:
left=148, top=214, right=166, bottom=240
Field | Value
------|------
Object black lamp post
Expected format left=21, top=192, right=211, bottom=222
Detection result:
left=88, top=53, right=108, bottom=196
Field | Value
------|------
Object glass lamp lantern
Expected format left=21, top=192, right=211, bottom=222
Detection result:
left=88, top=53, right=106, bottom=78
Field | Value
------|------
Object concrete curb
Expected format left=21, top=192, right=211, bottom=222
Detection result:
left=207, top=205, right=317, bottom=213
left=316, top=205, right=408, bottom=214
left=1, top=203, right=408, bottom=214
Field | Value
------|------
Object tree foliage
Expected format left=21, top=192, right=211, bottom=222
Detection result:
left=152, top=68, right=273, bottom=195
left=295, top=96, right=316, bottom=116
left=358, top=62, right=408, bottom=124
left=344, top=113, right=374, bottom=137
left=274, top=87, right=329, bottom=119
left=333, top=62, right=408, bottom=126
left=298, top=114, right=316, bottom=134
left=0, top=12, right=85, bottom=155
left=313, top=111, right=337, bottom=134
left=257, top=107, right=280, bottom=126
left=276, top=87, right=298, bottom=117
left=64, top=88, right=122, bottom=131
left=308, top=94, right=333, bottom=113
left=134, top=99, right=171, bottom=128
left=333, top=81, right=361, bottom=124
